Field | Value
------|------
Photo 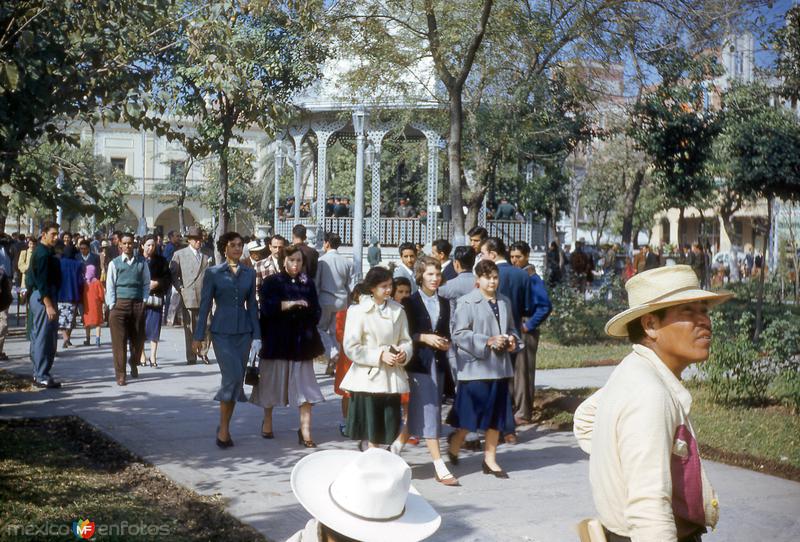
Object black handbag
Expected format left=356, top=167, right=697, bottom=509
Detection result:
left=244, top=351, right=259, bottom=386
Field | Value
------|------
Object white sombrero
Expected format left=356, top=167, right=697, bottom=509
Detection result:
left=605, top=265, right=733, bottom=338
left=290, top=449, right=441, bottom=542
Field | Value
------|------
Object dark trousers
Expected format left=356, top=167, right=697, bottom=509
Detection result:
left=512, top=329, right=540, bottom=420
left=604, top=527, right=703, bottom=542
left=29, top=291, right=59, bottom=382
left=109, top=299, right=145, bottom=380
left=181, top=307, right=209, bottom=362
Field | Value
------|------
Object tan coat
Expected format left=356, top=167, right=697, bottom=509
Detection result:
left=169, top=246, right=212, bottom=309
left=341, top=297, right=412, bottom=394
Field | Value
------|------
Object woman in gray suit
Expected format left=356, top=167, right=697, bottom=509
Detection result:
left=193, top=232, right=261, bottom=449
left=446, top=259, right=521, bottom=478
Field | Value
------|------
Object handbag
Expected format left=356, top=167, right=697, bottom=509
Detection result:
left=145, top=294, right=163, bottom=308
left=244, top=344, right=259, bottom=386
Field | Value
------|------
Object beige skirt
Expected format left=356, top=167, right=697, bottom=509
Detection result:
left=249, top=359, right=324, bottom=408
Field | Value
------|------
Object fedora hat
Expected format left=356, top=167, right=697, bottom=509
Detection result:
left=605, top=265, right=733, bottom=338
left=291, top=449, right=440, bottom=542
left=246, top=240, right=267, bottom=253
left=186, top=226, right=203, bottom=239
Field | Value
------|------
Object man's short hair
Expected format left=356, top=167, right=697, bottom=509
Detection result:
left=510, top=241, right=531, bottom=257
left=324, top=232, right=342, bottom=249
left=292, top=224, right=307, bottom=240
left=41, top=221, right=59, bottom=235
left=452, top=246, right=476, bottom=269
left=78, top=239, right=90, bottom=248
left=474, top=259, right=499, bottom=278
left=432, top=239, right=452, bottom=259
left=270, top=234, right=287, bottom=245
left=627, top=308, right=667, bottom=343
left=467, top=226, right=488, bottom=240
left=398, top=242, right=416, bottom=256
left=482, top=237, right=508, bottom=259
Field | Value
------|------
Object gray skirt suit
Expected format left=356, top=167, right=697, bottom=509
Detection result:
left=195, top=263, right=261, bottom=402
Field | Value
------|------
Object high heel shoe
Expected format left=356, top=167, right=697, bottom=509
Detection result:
left=149, top=358, right=158, bottom=368
left=446, top=433, right=460, bottom=466
left=297, top=429, right=317, bottom=448
left=482, top=461, right=508, bottom=478
left=215, top=426, right=234, bottom=449
left=260, top=418, right=274, bottom=439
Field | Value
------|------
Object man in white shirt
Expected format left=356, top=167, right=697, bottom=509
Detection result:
left=573, top=266, right=730, bottom=542
left=393, top=242, right=417, bottom=294
left=431, top=239, right=456, bottom=282
left=315, top=232, right=355, bottom=371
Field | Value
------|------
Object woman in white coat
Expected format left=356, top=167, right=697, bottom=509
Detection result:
left=341, top=266, right=413, bottom=449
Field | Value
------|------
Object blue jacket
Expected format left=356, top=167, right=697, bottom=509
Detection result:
left=524, top=274, right=552, bottom=332
left=496, top=261, right=529, bottom=330
left=194, top=263, right=260, bottom=340
left=58, top=257, right=84, bottom=303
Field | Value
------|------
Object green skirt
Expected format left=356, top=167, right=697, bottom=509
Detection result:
left=345, top=392, right=402, bottom=445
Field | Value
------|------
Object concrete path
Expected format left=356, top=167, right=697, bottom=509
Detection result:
left=2, top=325, right=798, bottom=541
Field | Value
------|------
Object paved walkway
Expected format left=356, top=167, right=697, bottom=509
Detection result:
left=1, top=325, right=799, bottom=541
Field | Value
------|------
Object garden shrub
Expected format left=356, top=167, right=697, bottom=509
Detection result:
left=543, top=285, right=625, bottom=345
left=700, top=311, right=800, bottom=409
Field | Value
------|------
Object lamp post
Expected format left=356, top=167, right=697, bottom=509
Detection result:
left=352, top=107, right=368, bottom=279
left=274, top=144, right=284, bottom=233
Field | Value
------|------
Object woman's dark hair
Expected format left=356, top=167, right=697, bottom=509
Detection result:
left=142, top=234, right=156, bottom=245
left=282, top=244, right=304, bottom=271
left=627, top=308, right=668, bottom=343
left=216, top=231, right=243, bottom=257
left=474, top=259, right=499, bottom=278
left=357, top=266, right=393, bottom=295
left=391, top=276, right=412, bottom=296
left=414, top=255, right=441, bottom=286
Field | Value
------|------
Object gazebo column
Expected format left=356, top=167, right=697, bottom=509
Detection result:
left=311, top=119, right=346, bottom=247
left=412, top=123, right=442, bottom=245
left=367, top=126, right=389, bottom=245
left=289, top=123, right=309, bottom=221
left=273, top=138, right=285, bottom=231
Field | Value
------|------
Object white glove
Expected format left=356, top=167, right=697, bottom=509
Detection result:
left=249, top=339, right=262, bottom=361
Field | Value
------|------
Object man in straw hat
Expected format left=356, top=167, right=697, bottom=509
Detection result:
left=573, top=265, right=731, bottom=542
left=287, top=448, right=441, bottom=542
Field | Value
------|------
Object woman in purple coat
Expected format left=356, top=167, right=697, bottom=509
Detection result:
left=250, top=245, right=325, bottom=447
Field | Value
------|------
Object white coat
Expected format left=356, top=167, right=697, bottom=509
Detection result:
left=341, top=296, right=412, bottom=394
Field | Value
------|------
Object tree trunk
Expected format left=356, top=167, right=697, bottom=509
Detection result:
left=464, top=187, right=485, bottom=232
left=754, top=197, right=772, bottom=341
left=720, top=211, right=735, bottom=250
left=448, top=91, right=466, bottom=244
left=0, top=193, right=8, bottom=232
left=216, top=147, right=230, bottom=263
left=677, top=206, right=685, bottom=248
left=620, top=169, right=645, bottom=251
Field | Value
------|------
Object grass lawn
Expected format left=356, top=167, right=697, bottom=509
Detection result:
left=534, top=386, right=800, bottom=481
left=536, top=341, right=630, bottom=369
left=0, top=417, right=266, bottom=542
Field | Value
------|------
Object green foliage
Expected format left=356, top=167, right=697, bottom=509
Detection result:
left=630, top=45, right=720, bottom=214
left=542, top=285, right=626, bottom=345
left=773, top=5, right=800, bottom=101
left=11, top=142, right=134, bottom=226
left=700, top=310, right=800, bottom=410
left=0, top=0, right=176, bottom=203
left=199, top=148, right=264, bottom=224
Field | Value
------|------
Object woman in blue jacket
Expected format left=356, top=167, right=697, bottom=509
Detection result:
left=193, top=232, right=260, bottom=449
left=250, top=245, right=325, bottom=447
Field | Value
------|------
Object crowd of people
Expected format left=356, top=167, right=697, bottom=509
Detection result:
left=5, top=220, right=732, bottom=542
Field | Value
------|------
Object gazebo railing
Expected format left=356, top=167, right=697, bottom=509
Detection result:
left=274, top=217, right=541, bottom=247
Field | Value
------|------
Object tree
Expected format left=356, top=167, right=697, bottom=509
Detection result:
left=774, top=4, right=800, bottom=101
left=153, top=0, right=326, bottom=253
left=11, top=142, right=135, bottom=228
left=0, top=0, right=177, bottom=229
left=153, top=157, right=195, bottom=234
left=198, top=148, right=265, bottom=235
left=630, top=45, right=720, bottom=246
left=710, top=81, right=800, bottom=337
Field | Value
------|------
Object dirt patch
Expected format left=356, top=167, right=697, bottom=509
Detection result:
left=0, top=368, right=35, bottom=392
left=583, top=358, right=620, bottom=367
left=699, top=444, right=800, bottom=483
left=532, top=388, right=595, bottom=431
left=0, top=417, right=268, bottom=542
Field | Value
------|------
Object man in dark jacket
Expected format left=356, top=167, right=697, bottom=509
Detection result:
left=292, top=224, right=319, bottom=281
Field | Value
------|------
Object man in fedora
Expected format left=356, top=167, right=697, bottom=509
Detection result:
left=170, top=226, right=212, bottom=364
left=573, top=265, right=730, bottom=542
left=288, top=448, right=441, bottom=542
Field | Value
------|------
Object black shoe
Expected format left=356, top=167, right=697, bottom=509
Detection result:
left=446, top=433, right=460, bottom=466
left=260, top=419, right=274, bottom=439
left=482, top=461, right=509, bottom=478
left=187, top=360, right=197, bottom=365
left=297, top=429, right=317, bottom=448
left=0, top=352, right=8, bottom=361
left=35, top=379, right=62, bottom=389
left=83, top=339, right=91, bottom=347
left=216, top=426, right=234, bottom=448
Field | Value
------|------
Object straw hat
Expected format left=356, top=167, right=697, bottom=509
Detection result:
left=245, top=240, right=267, bottom=253
left=290, top=449, right=440, bottom=542
left=605, top=265, right=733, bottom=338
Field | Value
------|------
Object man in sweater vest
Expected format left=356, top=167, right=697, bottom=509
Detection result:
left=105, top=233, right=150, bottom=386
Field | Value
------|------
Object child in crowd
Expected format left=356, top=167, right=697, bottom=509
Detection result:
left=81, top=264, right=105, bottom=347
left=392, top=277, right=416, bottom=446
left=334, top=289, right=360, bottom=435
